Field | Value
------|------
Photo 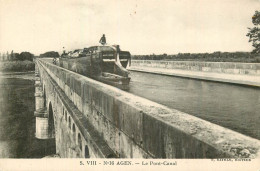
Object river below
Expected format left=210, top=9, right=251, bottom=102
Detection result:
left=0, top=72, right=55, bottom=158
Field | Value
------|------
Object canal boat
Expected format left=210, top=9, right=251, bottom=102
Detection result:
left=59, top=45, right=131, bottom=90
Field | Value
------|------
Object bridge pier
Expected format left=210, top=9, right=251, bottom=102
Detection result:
left=34, top=108, right=50, bottom=139
left=35, top=80, right=44, bottom=110
left=34, top=69, right=54, bottom=140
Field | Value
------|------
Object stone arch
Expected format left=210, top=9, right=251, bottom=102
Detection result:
left=84, top=145, right=90, bottom=158
left=78, top=133, right=82, bottom=151
left=65, top=111, right=67, bottom=121
left=72, top=123, right=76, bottom=141
left=48, top=102, right=55, bottom=138
left=68, top=116, right=71, bottom=129
left=43, top=86, right=46, bottom=108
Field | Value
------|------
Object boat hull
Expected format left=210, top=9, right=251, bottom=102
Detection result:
left=58, top=54, right=130, bottom=90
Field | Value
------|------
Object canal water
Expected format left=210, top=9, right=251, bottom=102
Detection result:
left=0, top=73, right=55, bottom=158
left=129, top=71, right=260, bottom=140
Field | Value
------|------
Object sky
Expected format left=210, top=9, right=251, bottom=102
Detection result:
left=0, top=0, right=259, bottom=55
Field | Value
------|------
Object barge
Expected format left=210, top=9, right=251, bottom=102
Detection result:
left=59, top=45, right=131, bottom=90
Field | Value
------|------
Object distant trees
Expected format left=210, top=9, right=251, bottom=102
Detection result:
left=247, top=10, right=260, bottom=54
left=1, top=50, right=60, bottom=61
left=132, top=51, right=260, bottom=63
left=0, top=51, right=34, bottom=61
left=39, top=51, right=60, bottom=58
left=13, top=53, right=20, bottom=60
left=18, top=52, right=34, bottom=61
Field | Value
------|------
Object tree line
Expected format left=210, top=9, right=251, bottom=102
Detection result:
left=0, top=51, right=61, bottom=61
left=0, top=51, right=34, bottom=61
left=132, top=51, right=260, bottom=62
left=39, top=51, right=59, bottom=58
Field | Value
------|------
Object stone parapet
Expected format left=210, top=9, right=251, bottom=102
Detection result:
left=131, top=60, right=260, bottom=76
left=130, top=60, right=260, bottom=87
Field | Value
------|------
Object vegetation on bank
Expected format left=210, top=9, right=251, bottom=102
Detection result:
left=132, top=52, right=260, bottom=63
left=0, top=60, right=35, bottom=72
left=39, top=51, right=60, bottom=58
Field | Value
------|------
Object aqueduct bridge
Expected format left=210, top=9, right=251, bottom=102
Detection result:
left=34, top=58, right=260, bottom=158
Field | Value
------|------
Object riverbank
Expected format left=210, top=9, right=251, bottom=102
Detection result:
left=0, top=60, right=35, bottom=72
left=0, top=71, right=35, bottom=81
left=129, top=66, right=260, bottom=87
left=129, top=60, right=260, bottom=87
